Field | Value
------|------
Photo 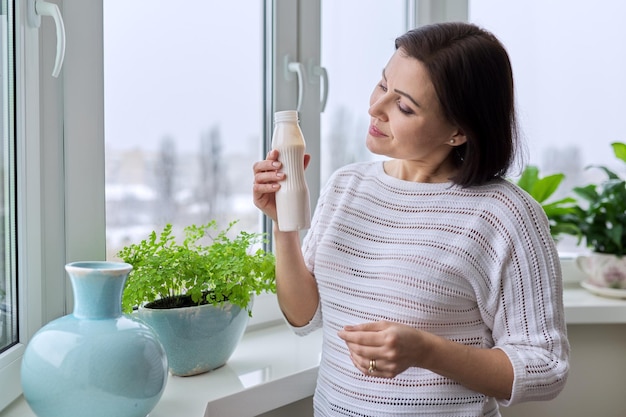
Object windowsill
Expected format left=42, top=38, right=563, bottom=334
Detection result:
left=3, top=282, right=626, bottom=417
left=151, top=322, right=323, bottom=417
left=562, top=284, right=626, bottom=323
left=559, top=254, right=626, bottom=323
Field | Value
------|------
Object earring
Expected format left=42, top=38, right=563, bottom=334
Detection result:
left=449, top=139, right=455, bottom=144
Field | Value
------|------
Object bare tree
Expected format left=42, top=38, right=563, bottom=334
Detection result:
left=197, top=126, right=226, bottom=220
left=154, top=136, right=177, bottom=225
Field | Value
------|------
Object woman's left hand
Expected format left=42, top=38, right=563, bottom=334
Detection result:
left=338, top=320, right=431, bottom=378
left=338, top=320, right=514, bottom=399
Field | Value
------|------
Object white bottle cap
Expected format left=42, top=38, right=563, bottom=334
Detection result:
left=274, top=110, right=299, bottom=123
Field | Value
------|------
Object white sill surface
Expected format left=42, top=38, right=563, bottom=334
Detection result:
left=562, top=284, right=626, bottom=323
left=3, top=283, right=626, bottom=417
left=152, top=322, right=322, bottom=417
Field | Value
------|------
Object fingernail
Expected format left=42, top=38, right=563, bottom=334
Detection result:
left=272, top=161, right=280, bottom=167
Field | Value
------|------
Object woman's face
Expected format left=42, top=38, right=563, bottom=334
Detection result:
left=366, top=49, right=463, bottom=165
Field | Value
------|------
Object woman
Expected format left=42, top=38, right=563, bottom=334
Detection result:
left=253, top=22, right=569, bottom=417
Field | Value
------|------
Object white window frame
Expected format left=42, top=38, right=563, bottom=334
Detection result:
left=0, top=0, right=49, bottom=409
left=251, top=0, right=324, bottom=328
left=411, top=0, right=468, bottom=26
left=265, top=0, right=323, bottom=236
left=0, top=0, right=46, bottom=409
left=0, top=0, right=105, bottom=410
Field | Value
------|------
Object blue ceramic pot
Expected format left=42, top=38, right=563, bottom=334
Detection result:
left=21, top=261, right=168, bottom=417
left=138, top=296, right=251, bottom=376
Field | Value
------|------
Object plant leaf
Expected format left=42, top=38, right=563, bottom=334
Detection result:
left=531, top=173, right=565, bottom=203
left=517, top=165, right=539, bottom=193
left=612, top=142, right=626, bottom=163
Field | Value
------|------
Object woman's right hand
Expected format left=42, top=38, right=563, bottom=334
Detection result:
left=252, top=149, right=284, bottom=221
left=252, top=149, right=311, bottom=222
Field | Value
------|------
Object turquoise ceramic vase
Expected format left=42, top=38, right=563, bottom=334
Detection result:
left=21, top=261, right=168, bottom=417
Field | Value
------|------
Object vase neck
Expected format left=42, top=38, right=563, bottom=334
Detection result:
left=65, top=262, right=132, bottom=319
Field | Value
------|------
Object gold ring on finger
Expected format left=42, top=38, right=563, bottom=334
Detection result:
left=368, top=359, right=376, bottom=373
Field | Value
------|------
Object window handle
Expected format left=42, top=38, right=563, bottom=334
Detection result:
left=27, top=0, right=66, bottom=78
left=311, top=65, right=328, bottom=113
left=285, top=56, right=305, bottom=112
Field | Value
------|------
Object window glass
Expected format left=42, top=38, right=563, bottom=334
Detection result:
left=0, top=0, right=17, bottom=354
left=469, top=0, right=626, bottom=251
left=320, top=0, right=406, bottom=184
left=103, top=0, right=264, bottom=259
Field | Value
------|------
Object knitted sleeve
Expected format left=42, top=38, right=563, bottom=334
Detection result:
left=476, top=184, right=570, bottom=406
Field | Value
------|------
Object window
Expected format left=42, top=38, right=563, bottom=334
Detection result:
left=0, top=0, right=16, bottom=356
left=103, top=0, right=278, bottom=325
left=102, top=1, right=322, bottom=324
left=103, top=0, right=265, bottom=258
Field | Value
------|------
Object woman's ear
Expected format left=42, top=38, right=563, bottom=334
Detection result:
left=449, top=129, right=467, bottom=146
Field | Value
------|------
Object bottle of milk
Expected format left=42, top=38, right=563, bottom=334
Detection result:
left=271, top=110, right=311, bottom=231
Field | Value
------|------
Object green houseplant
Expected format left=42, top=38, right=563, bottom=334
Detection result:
left=568, top=142, right=626, bottom=293
left=117, top=220, right=276, bottom=375
left=119, top=220, right=276, bottom=313
left=568, top=142, right=626, bottom=256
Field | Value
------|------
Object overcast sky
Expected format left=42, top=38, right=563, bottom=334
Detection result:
left=103, top=1, right=264, bottom=153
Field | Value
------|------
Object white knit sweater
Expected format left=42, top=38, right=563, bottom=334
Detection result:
left=291, top=161, right=569, bottom=417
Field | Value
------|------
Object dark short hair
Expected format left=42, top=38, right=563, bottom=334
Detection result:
left=395, top=22, right=519, bottom=187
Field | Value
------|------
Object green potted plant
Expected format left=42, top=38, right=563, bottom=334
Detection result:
left=568, top=142, right=626, bottom=295
left=118, top=219, right=276, bottom=376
